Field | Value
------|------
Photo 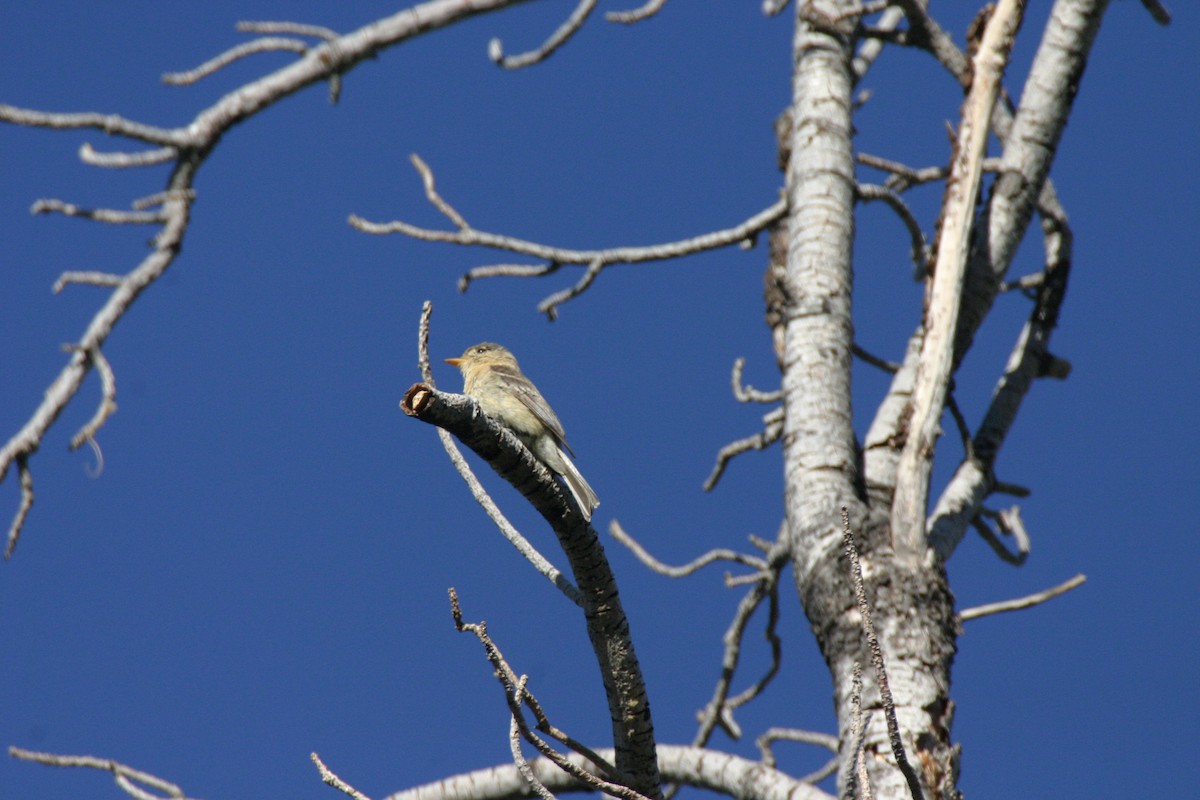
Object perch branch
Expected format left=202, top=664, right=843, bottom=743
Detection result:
left=414, top=304, right=581, bottom=604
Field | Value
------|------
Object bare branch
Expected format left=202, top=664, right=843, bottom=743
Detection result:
left=970, top=505, right=1030, bottom=565
left=944, top=392, right=972, bottom=461
left=852, top=6, right=905, bottom=82
left=928, top=207, right=1074, bottom=558
left=857, top=152, right=1004, bottom=194
left=847, top=663, right=874, bottom=800
left=891, top=0, right=1026, bottom=557
left=4, top=458, right=33, bottom=560
left=852, top=343, right=900, bottom=373
left=53, top=272, right=125, bottom=293
left=383, top=744, right=834, bottom=800
left=311, top=752, right=373, bottom=800
left=237, top=20, right=341, bottom=39
left=163, top=38, right=310, bottom=85
left=489, top=0, right=598, bottom=68
left=3, top=0, right=545, bottom=545
left=31, top=198, right=166, bottom=224
left=841, top=509, right=924, bottom=800
left=409, top=153, right=469, bottom=230
left=958, top=573, right=1087, bottom=621
left=1139, top=0, right=1171, bottom=25
left=450, top=591, right=646, bottom=800
left=756, top=727, right=839, bottom=783
left=537, top=257, right=604, bottom=320
left=457, top=262, right=561, bottom=291
left=998, top=271, right=1044, bottom=293
left=691, top=533, right=790, bottom=750
left=856, top=182, right=929, bottom=277
left=352, top=183, right=786, bottom=316
left=731, top=357, right=783, bottom=404
left=9, top=746, right=189, bottom=798
left=509, top=679, right=562, bottom=800
left=418, top=301, right=435, bottom=385
left=762, top=0, right=790, bottom=17
left=610, top=520, right=768, bottom=576
left=832, top=1, right=892, bottom=23
left=606, top=0, right=668, bottom=24
left=703, top=407, right=784, bottom=492
left=67, top=346, right=118, bottom=455
left=0, top=104, right=183, bottom=146
left=79, top=143, right=178, bottom=169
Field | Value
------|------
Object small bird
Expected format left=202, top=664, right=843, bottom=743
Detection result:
left=445, top=342, right=600, bottom=521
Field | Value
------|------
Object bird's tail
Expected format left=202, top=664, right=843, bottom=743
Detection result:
left=556, top=449, right=600, bottom=522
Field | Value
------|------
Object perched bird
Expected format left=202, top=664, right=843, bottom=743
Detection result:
left=445, top=342, right=600, bottom=521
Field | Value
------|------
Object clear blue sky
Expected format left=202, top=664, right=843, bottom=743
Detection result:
left=2, top=3, right=1197, bottom=799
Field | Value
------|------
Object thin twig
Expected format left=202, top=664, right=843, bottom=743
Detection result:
left=971, top=506, right=1030, bottom=565
left=9, top=747, right=187, bottom=798
left=53, top=272, right=126, bottom=293
left=610, top=520, right=767, bottom=576
left=311, top=752, right=373, bottom=800
left=959, top=573, right=1086, bottom=622
left=450, top=590, right=649, bottom=800
left=79, top=144, right=177, bottom=169
left=509, top=678, right=560, bottom=800
left=69, top=346, right=118, bottom=454
left=4, top=458, right=34, bottom=560
left=852, top=344, right=900, bottom=373
left=702, top=407, right=784, bottom=492
left=1139, top=0, right=1171, bottom=25
left=944, top=392, right=973, bottom=461
left=489, top=0, right=598, bottom=68
left=731, top=357, right=783, bottom=404
left=0, top=104, right=183, bottom=145
left=841, top=509, right=925, bottom=800
left=418, top=301, right=434, bottom=385
left=848, top=663, right=874, bottom=800
left=690, top=533, right=790, bottom=750
left=756, top=727, right=839, bottom=783
left=32, top=199, right=166, bottom=224
left=163, top=38, right=310, bottom=85
left=606, top=0, right=668, bottom=24
left=409, top=154, right=469, bottom=230
left=351, top=178, right=787, bottom=317
left=856, top=182, right=929, bottom=277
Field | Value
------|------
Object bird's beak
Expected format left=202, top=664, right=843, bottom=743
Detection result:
left=444, top=357, right=463, bottom=366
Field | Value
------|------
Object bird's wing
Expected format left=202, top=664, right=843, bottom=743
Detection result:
left=492, top=364, right=574, bottom=455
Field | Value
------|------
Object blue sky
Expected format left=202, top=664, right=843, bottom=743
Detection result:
left=2, top=3, right=1197, bottom=799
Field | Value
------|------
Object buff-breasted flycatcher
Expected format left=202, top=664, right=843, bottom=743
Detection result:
left=445, top=342, right=600, bottom=521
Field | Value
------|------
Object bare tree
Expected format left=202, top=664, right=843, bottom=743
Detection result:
left=0, top=1, right=1173, bottom=799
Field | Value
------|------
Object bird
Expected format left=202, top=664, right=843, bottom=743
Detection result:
left=445, top=342, right=600, bottom=521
